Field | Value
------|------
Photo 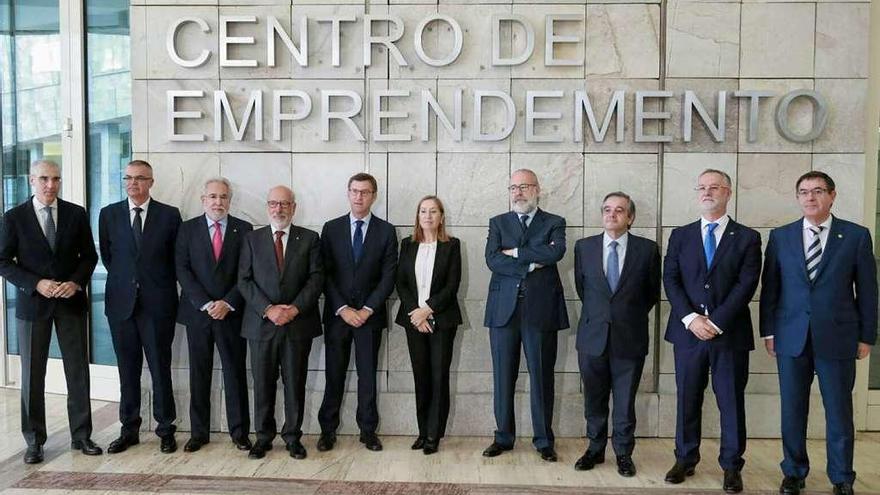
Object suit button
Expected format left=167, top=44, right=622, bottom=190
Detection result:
left=704, top=284, right=710, bottom=289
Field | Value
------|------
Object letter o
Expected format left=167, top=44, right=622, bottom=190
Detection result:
left=413, top=14, right=463, bottom=67
left=774, top=90, right=829, bottom=143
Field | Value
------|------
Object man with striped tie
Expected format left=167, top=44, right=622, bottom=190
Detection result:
left=760, top=171, right=877, bottom=495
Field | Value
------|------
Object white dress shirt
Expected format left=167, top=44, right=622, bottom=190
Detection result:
left=32, top=196, right=58, bottom=238
left=128, top=197, right=151, bottom=226
left=802, top=216, right=832, bottom=256
left=415, top=241, right=437, bottom=308
left=681, top=215, right=731, bottom=333
left=603, top=231, right=628, bottom=277
left=271, top=223, right=291, bottom=255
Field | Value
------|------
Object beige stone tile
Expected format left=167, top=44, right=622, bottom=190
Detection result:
left=661, top=153, right=736, bottom=227
left=147, top=152, right=221, bottom=220
left=737, top=79, right=814, bottom=154
left=216, top=80, right=292, bottom=153
left=510, top=153, right=583, bottom=227
left=584, top=153, right=658, bottom=228
left=511, top=4, right=585, bottom=79
left=740, top=3, right=815, bottom=78
left=130, top=6, right=148, bottom=80
left=131, top=80, right=149, bottom=153
left=445, top=227, right=493, bottom=300
left=435, top=4, right=515, bottom=80
left=281, top=79, right=366, bottom=153
left=218, top=5, right=294, bottom=80
left=145, top=6, right=219, bottom=80
left=585, top=5, right=659, bottom=79
left=437, top=153, right=509, bottom=226
left=220, top=152, right=292, bottom=225
left=666, top=0, right=739, bottom=78
left=580, top=79, right=660, bottom=154
left=387, top=152, right=437, bottom=225
left=812, top=79, right=868, bottom=153
left=812, top=154, right=867, bottom=224
left=815, top=4, right=869, bottom=78
left=437, top=79, right=512, bottom=153
left=147, top=79, right=220, bottom=153
left=367, top=79, right=438, bottom=153
left=665, top=79, right=739, bottom=153
left=511, top=79, right=584, bottom=153
left=736, top=153, right=810, bottom=228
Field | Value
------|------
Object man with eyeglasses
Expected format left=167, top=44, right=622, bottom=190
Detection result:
left=482, top=168, right=568, bottom=462
left=238, top=186, right=323, bottom=460
left=0, top=160, right=100, bottom=464
left=98, top=159, right=182, bottom=455
left=760, top=171, right=876, bottom=495
left=175, top=178, right=253, bottom=454
left=663, top=169, right=761, bottom=493
left=317, top=173, right=397, bottom=453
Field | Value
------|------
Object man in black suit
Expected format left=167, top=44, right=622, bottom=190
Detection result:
left=238, top=185, right=323, bottom=460
left=572, top=191, right=660, bottom=476
left=176, top=178, right=253, bottom=453
left=317, top=173, right=398, bottom=452
left=98, top=159, right=182, bottom=454
left=0, top=160, right=101, bottom=464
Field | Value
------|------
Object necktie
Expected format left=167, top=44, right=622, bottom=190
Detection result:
left=607, top=240, right=620, bottom=292
left=43, top=206, right=56, bottom=251
left=520, top=214, right=529, bottom=233
left=704, top=222, right=718, bottom=267
left=212, top=222, right=223, bottom=261
left=806, top=226, right=824, bottom=282
left=132, top=207, right=143, bottom=250
left=274, top=230, right=285, bottom=272
left=353, top=220, right=364, bottom=264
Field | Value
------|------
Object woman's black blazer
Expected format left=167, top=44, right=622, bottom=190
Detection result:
left=395, top=235, right=463, bottom=330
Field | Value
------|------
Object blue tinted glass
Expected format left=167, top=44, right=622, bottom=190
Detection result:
left=13, top=0, right=59, bottom=33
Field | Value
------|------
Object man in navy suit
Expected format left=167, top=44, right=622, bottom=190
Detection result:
left=482, top=168, right=569, bottom=462
left=175, top=178, right=253, bottom=453
left=238, top=185, right=323, bottom=460
left=0, top=160, right=101, bottom=464
left=317, top=173, right=398, bottom=452
left=99, top=160, right=182, bottom=454
left=663, top=169, right=761, bottom=493
left=760, top=171, right=877, bottom=495
left=573, top=191, right=660, bottom=476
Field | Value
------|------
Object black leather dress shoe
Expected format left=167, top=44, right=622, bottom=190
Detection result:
left=574, top=450, right=605, bottom=471
left=833, top=482, right=854, bottom=495
left=107, top=435, right=139, bottom=454
left=665, top=462, right=696, bottom=484
left=422, top=438, right=439, bottom=455
left=287, top=440, right=307, bottom=459
left=71, top=439, right=103, bottom=456
left=723, top=469, right=743, bottom=493
left=248, top=441, right=272, bottom=459
left=316, top=433, right=336, bottom=452
left=184, top=438, right=208, bottom=453
left=160, top=434, right=177, bottom=454
left=232, top=436, right=253, bottom=451
left=411, top=436, right=426, bottom=450
left=617, top=455, right=636, bottom=477
left=780, top=476, right=805, bottom=495
left=23, top=445, right=43, bottom=464
left=482, top=442, right=513, bottom=457
left=360, top=432, right=383, bottom=451
left=538, top=447, right=558, bottom=462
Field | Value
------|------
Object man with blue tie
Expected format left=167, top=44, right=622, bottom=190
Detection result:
left=573, top=192, right=660, bottom=476
left=99, top=160, right=182, bottom=454
left=317, top=173, right=398, bottom=452
left=482, top=168, right=569, bottom=462
left=663, top=169, right=762, bottom=493
left=760, top=171, right=877, bottom=495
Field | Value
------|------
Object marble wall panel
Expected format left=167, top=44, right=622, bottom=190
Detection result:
left=131, top=80, right=150, bottom=153
left=666, top=1, right=740, bottom=78
left=739, top=3, right=815, bottom=78
left=509, top=153, right=584, bottom=227
left=437, top=152, right=510, bottom=226
left=661, top=153, right=737, bottom=227
left=147, top=79, right=221, bottom=153
left=387, top=153, right=438, bottom=225
left=446, top=227, right=493, bottom=300
left=812, top=154, right=867, bottom=224
left=511, top=4, right=585, bottom=80
left=584, top=153, right=659, bottom=228
left=437, top=79, right=512, bottom=153
left=148, top=152, right=222, bottom=221
left=368, top=79, right=438, bottom=153
left=215, top=80, right=293, bottom=153
left=812, top=79, right=868, bottom=154
left=815, top=4, right=869, bottom=78
left=736, top=153, right=811, bottom=228
left=280, top=79, right=367, bottom=153
left=665, top=79, right=739, bottom=153
left=131, top=6, right=148, bottom=80
left=511, top=79, right=584, bottom=153
left=737, top=79, right=814, bottom=154
left=145, top=6, right=219, bottom=80
left=585, top=5, right=660, bottom=79
left=581, top=79, right=661, bottom=154
left=435, top=4, right=515, bottom=80
left=219, top=152, right=293, bottom=225
left=217, top=5, right=294, bottom=80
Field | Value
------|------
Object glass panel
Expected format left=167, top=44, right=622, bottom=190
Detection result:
left=871, top=134, right=880, bottom=390
left=1, top=0, right=62, bottom=358
left=84, top=0, right=130, bottom=365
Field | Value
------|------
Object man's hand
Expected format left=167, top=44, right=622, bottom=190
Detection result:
left=207, top=301, right=231, bottom=320
left=416, top=320, right=433, bottom=334
left=52, top=281, right=80, bottom=299
left=408, top=307, right=433, bottom=327
left=265, top=305, right=289, bottom=326
left=764, top=338, right=776, bottom=357
left=282, top=304, right=300, bottom=323
left=340, top=307, right=365, bottom=328
left=501, top=248, right=515, bottom=257
left=857, top=342, right=872, bottom=360
left=36, top=279, right=59, bottom=298
left=687, top=316, right=719, bottom=341
left=355, top=308, right=372, bottom=325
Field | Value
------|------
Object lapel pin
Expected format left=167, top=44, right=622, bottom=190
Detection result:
left=729, top=232, right=735, bottom=235
left=233, top=228, right=238, bottom=233
left=837, top=233, right=843, bottom=238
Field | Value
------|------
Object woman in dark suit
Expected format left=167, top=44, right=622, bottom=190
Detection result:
left=395, top=195, right=462, bottom=455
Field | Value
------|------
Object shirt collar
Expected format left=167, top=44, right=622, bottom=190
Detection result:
left=128, top=197, right=151, bottom=212
left=603, top=231, right=629, bottom=249
left=32, top=196, right=58, bottom=211
left=271, top=223, right=292, bottom=236
left=205, top=214, right=228, bottom=228
left=803, top=216, right=833, bottom=232
left=350, top=212, right=372, bottom=226
left=701, top=214, right=730, bottom=231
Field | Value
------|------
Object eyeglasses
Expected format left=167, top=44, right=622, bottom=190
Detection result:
left=348, top=188, right=374, bottom=197
left=267, top=200, right=293, bottom=209
left=204, top=193, right=229, bottom=201
left=694, top=185, right=728, bottom=194
left=123, top=175, right=153, bottom=183
left=508, top=184, right=537, bottom=193
left=797, top=187, right=829, bottom=198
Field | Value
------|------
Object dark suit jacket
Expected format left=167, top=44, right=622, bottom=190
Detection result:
left=98, top=198, right=182, bottom=322
left=760, top=216, right=878, bottom=359
left=395, top=236, right=463, bottom=330
left=0, top=197, right=98, bottom=320
left=320, top=214, right=398, bottom=330
left=483, top=208, right=569, bottom=332
left=238, top=225, right=323, bottom=341
left=574, top=233, right=660, bottom=358
left=663, top=218, right=761, bottom=351
left=175, top=214, right=254, bottom=328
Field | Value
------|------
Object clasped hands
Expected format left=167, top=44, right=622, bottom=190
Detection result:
left=408, top=307, right=434, bottom=334
left=205, top=301, right=232, bottom=320
left=339, top=307, right=372, bottom=328
left=688, top=315, right=720, bottom=341
left=265, top=304, right=300, bottom=326
left=500, top=248, right=543, bottom=269
left=36, top=279, right=80, bottom=299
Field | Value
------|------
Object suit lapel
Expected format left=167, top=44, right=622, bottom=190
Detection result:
left=280, top=227, right=300, bottom=279
left=784, top=220, right=810, bottom=283
left=428, top=239, right=447, bottom=294
left=812, top=217, right=842, bottom=283
left=592, top=236, right=613, bottom=297
left=614, top=235, right=638, bottom=293
left=54, top=200, right=69, bottom=245
left=215, top=218, right=241, bottom=268
left=196, top=217, right=215, bottom=264
left=25, top=198, right=54, bottom=253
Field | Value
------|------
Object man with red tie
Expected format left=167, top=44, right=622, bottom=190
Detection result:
left=175, top=178, right=253, bottom=453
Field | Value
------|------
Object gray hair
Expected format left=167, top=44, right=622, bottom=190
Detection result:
left=699, top=168, right=732, bottom=187
left=203, top=176, right=233, bottom=200
left=30, top=160, right=60, bottom=176
left=267, top=185, right=296, bottom=203
left=511, top=168, right=539, bottom=185
left=602, top=191, right=636, bottom=220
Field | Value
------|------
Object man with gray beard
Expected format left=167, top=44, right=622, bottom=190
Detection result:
left=482, top=168, right=569, bottom=462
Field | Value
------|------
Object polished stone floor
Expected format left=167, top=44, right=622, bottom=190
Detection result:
left=0, top=388, right=879, bottom=494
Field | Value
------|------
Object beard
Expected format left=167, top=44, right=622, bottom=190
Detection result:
left=511, top=197, right=538, bottom=215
